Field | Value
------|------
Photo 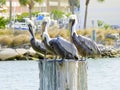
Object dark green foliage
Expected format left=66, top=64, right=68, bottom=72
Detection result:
left=16, top=12, right=39, bottom=22
left=97, top=20, right=104, bottom=27
left=0, top=0, right=6, bottom=6
left=51, top=9, right=64, bottom=20
left=16, top=12, right=29, bottom=21
left=0, top=17, right=9, bottom=29
left=68, top=0, right=80, bottom=8
left=104, top=24, right=110, bottom=30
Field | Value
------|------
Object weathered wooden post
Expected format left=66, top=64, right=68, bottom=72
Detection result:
left=38, top=60, right=88, bottom=90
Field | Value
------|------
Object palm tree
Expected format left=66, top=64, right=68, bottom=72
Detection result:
left=68, top=0, right=80, bottom=14
left=9, top=0, right=12, bottom=28
left=19, top=0, right=43, bottom=19
left=46, top=0, right=50, bottom=12
left=84, top=0, right=105, bottom=29
left=0, top=0, right=6, bottom=7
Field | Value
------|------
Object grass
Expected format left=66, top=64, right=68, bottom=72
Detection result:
left=0, top=27, right=120, bottom=47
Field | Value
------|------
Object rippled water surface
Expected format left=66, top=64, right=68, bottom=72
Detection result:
left=88, top=58, right=120, bottom=90
left=0, top=58, right=120, bottom=90
left=0, top=61, right=39, bottom=90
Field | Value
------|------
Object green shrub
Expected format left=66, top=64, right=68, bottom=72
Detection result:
left=104, top=24, right=110, bottom=30
left=97, top=20, right=104, bottom=27
left=0, top=17, right=9, bottom=29
left=51, top=9, right=64, bottom=20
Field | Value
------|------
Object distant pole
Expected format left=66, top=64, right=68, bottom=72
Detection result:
left=91, top=20, right=94, bottom=28
left=92, top=30, right=96, bottom=42
left=80, top=0, right=86, bottom=29
left=38, top=60, right=88, bottom=90
left=9, top=0, right=12, bottom=29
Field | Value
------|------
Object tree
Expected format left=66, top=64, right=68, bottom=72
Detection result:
left=0, top=0, right=6, bottom=7
left=19, top=0, right=43, bottom=19
left=84, top=0, right=105, bottom=29
left=68, top=0, right=80, bottom=14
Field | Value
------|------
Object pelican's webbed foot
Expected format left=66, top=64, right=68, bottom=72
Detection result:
left=58, top=58, right=64, bottom=65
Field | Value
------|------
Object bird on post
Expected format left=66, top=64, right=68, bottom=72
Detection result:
left=69, top=15, right=101, bottom=60
left=26, top=19, right=47, bottom=58
left=41, top=17, right=79, bottom=61
left=41, top=18, right=57, bottom=59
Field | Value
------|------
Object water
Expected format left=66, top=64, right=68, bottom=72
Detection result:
left=0, top=61, right=39, bottom=90
left=0, top=58, right=120, bottom=90
left=88, top=58, right=120, bottom=90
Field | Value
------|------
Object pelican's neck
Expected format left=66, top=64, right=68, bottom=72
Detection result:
left=43, top=32, right=51, bottom=45
left=72, top=25, right=76, bottom=35
left=71, top=22, right=77, bottom=36
left=44, top=26, right=48, bottom=33
left=30, top=35, right=34, bottom=39
left=29, top=29, right=35, bottom=40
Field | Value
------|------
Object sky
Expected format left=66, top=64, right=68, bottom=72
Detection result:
left=86, top=0, right=120, bottom=28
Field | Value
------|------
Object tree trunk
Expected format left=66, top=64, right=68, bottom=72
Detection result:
left=38, top=59, right=88, bottom=90
left=84, top=0, right=90, bottom=29
left=58, top=0, right=60, bottom=10
left=9, top=0, right=12, bottom=29
left=70, top=4, right=74, bottom=14
left=46, top=0, right=50, bottom=12
left=68, top=0, right=74, bottom=14
left=29, top=5, right=32, bottom=20
left=79, top=0, right=86, bottom=29
left=84, top=5, right=88, bottom=29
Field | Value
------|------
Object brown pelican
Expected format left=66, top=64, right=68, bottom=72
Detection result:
left=69, top=15, right=101, bottom=60
left=26, top=19, right=47, bottom=58
left=41, top=20, right=57, bottom=59
left=49, top=36, right=79, bottom=60
left=41, top=18, right=79, bottom=60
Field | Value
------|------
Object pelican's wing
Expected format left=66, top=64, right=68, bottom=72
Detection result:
left=73, top=33, right=93, bottom=54
left=78, top=35, right=100, bottom=54
left=57, top=37, right=77, bottom=55
left=35, top=39, right=46, bottom=51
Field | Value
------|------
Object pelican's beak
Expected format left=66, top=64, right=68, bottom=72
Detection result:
left=28, top=24, right=34, bottom=36
left=41, top=21, right=47, bottom=39
left=69, top=19, right=73, bottom=31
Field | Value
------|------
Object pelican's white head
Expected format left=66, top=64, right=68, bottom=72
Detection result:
left=25, top=18, right=34, bottom=26
left=69, top=14, right=78, bottom=25
left=25, top=19, right=36, bottom=39
left=68, top=14, right=78, bottom=36
left=25, top=18, right=36, bottom=33
left=43, top=17, right=51, bottom=27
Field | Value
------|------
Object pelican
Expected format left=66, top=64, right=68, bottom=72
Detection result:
left=26, top=19, right=47, bottom=58
left=41, top=20, right=57, bottom=59
left=69, top=15, right=101, bottom=60
left=41, top=18, right=79, bottom=60
left=49, top=36, right=79, bottom=60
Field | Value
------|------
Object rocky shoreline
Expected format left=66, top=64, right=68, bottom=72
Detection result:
left=101, top=48, right=120, bottom=58
left=0, top=46, right=120, bottom=61
left=0, top=47, right=45, bottom=61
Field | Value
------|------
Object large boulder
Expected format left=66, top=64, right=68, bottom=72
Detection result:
left=0, top=48, right=28, bottom=60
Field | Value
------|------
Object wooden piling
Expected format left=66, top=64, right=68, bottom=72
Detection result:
left=38, top=60, right=88, bottom=90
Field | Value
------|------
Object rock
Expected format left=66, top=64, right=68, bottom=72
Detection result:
left=0, top=48, right=29, bottom=60
left=27, top=47, right=36, bottom=56
left=0, top=48, right=18, bottom=60
left=15, top=48, right=28, bottom=55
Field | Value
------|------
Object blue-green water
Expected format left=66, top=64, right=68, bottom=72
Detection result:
left=0, top=58, right=120, bottom=90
